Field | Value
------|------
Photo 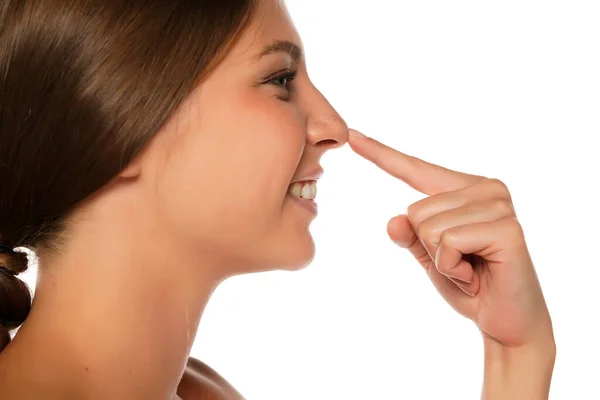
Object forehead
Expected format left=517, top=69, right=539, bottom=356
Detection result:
left=229, top=0, right=304, bottom=64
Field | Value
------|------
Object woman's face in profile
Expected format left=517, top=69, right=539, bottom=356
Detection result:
left=136, top=0, right=348, bottom=275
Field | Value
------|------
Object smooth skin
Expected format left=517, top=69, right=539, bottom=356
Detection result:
left=0, top=0, right=347, bottom=397
left=348, top=128, right=556, bottom=399
left=175, top=129, right=556, bottom=400
left=0, top=0, right=554, bottom=397
left=0, top=0, right=349, bottom=398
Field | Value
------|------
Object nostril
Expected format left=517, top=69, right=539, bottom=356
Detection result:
left=317, top=139, right=338, bottom=147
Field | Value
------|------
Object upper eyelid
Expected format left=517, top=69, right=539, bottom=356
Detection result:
left=264, top=68, right=298, bottom=82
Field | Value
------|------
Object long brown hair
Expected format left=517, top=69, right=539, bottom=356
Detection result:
left=0, top=0, right=257, bottom=351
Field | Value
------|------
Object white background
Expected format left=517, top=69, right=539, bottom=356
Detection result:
left=19, top=1, right=600, bottom=399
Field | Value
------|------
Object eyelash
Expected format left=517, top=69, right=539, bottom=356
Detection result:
left=266, top=70, right=298, bottom=91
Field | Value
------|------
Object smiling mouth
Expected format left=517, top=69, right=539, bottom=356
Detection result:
left=287, top=180, right=317, bottom=200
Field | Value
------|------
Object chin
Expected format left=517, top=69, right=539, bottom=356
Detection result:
left=278, top=235, right=316, bottom=272
left=253, top=233, right=316, bottom=273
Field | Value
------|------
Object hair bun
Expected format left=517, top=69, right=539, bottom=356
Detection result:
left=0, top=247, right=29, bottom=276
left=0, top=248, right=32, bottom=351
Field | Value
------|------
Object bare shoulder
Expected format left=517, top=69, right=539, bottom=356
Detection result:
left=176, top=357, right=244, bottom=400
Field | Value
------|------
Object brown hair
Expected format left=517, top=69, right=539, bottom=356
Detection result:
left=0, top=0, right=257, bottom=351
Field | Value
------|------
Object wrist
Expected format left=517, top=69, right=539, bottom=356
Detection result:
left=482, top=336, right=556, bottom=400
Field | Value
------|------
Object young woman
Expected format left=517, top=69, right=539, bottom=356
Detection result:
left=0, top=0, right=555, bottom=398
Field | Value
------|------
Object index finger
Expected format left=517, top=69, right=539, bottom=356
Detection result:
left=348, top=129, right=485, bottom=195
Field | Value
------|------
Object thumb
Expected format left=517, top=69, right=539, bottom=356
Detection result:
left=387, top=215, right=431, bottom=269
left=386, top=215, right=414, bottom=247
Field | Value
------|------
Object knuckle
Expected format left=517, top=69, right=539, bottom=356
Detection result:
left=407, top=201, right=421, bottom=217
left=406, top=202, right=417, bottom=219
left=439, top=228, right=456, bottom=247
left=408, top=196, right=438, bottom=227
left=504, top=216, right=525, bottom=241
left=407, top=202, right=425, bottom=226
left=417, top=221, right=439, bottom=247
left=485, top=178, right=512, bottom=200
left=490, top=198, right=514, bottom=216
left=487, top=177, right=508, bottom=190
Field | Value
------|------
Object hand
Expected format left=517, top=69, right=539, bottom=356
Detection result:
left=347, top=129, right=554, bottom=349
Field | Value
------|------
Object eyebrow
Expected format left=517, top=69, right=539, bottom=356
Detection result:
left=256, top=40, right=303, bottom=64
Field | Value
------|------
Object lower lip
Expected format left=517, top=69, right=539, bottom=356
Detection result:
left=288, top=194, right=318, bottom=215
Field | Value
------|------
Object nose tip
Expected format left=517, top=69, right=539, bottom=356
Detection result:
left=310, top=115, right=349, bottom=150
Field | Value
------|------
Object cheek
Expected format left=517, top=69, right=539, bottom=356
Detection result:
left=223, top=91, right=307, bottom=200
left=155, top=93, right=306, bottom=246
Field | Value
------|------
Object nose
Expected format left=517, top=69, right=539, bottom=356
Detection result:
left=304, top=87, right=349, bottom=151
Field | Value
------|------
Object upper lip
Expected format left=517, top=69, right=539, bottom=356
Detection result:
left=291, top=167, right=324, bottom=183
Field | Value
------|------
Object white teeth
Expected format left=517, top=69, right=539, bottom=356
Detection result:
left=289, top=183, right=302, bottom=197
left=288, top=180, right=317, bottom=200
left=301, top=183, right=312, bottom=199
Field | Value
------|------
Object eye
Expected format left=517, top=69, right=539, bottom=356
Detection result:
left=266, top=70, right=298, bottom=90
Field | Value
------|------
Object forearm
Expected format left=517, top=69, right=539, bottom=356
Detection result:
left=481, top=338, right=556, bottom=400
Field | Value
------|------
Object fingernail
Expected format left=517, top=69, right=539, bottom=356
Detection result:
left=446, top=273, right=472, bottom=284
left=456, top=282, right=476, bottom=297
left=392, top=239, right=409, bottom=248
left=349, top=129, right=367, bottom=140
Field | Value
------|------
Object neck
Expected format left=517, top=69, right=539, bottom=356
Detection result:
left=0, top=209, right=227, bottom=399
